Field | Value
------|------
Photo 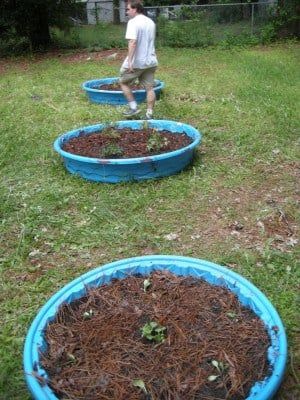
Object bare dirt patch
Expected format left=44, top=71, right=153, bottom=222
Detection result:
left=60, top=49, right=126, bottom=64
left=146, top=160, right=299, bottom=255
left=0, top=49, right=126, bottom=75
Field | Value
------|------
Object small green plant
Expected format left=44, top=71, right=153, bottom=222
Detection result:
left=132, top=379, right=148, bottom=394
left=147, top=130, right=169, bottom=153
left=83, top=309, right=94, bottom=319
left=142, top=120, right=149, bottom=130
left=211, top=359, right=227, bottom=373
left=226, top=311, right=239, bottom=321
left=141, top=321, right=166, bottom=343
left=143, top=278, right=151, bottom=292
left=66, top=353, right=76, bottom=363
left=208, top=359, right=228, bottom=382
left=100, top=143, right=123, bottom=158
left=101, top=126, right=121, bottom=140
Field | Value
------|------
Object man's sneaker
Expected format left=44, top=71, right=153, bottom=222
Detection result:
left=145, top=111, right=153, bottom=120
left=123, top=107, right=141, bottom=117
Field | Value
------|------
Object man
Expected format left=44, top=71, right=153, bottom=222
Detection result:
left=119, top=1, right=158, bottom=119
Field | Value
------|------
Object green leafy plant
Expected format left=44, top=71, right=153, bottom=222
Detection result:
left=143, top=279, right=151, bottom=292
left=211, top=359, right=227, bottom=373
left=147, top=130, right=169, bottom=153
left=208, top=359, right=228, bottom=382
left=141, top=321, right=166, bottom=343
left=100, top=143, right=123, bottom=158
left=142, top=120, right=149, bottom=130
left=226, top=311, right=239, bottom=321
left=66, top=353, right=76, bottom=363
left=101, top=126, right=121, bottom=140
left=132, top=379, right=148, bottom=394
left=83, top=309, right=94, bottom=319
left=157, top=18, right=213, bottom=48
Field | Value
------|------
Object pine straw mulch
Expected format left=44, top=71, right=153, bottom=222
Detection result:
left=92, top=82, right=159, bottom=91
left=62, top=127, right=192, bottom=159
left=41, top=270, right=271, bottom=400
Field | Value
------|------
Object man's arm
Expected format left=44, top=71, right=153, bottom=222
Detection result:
left=127, top=39, right=137, bottom=72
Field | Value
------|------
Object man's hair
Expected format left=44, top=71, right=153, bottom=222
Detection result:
left=128, top=0, right=144, bottom=13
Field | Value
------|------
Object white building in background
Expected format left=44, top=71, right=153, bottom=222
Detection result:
left=85, top=0, right=127, bottom=24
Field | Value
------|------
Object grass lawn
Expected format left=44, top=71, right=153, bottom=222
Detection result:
left=0, top=43, right=299, bottom=399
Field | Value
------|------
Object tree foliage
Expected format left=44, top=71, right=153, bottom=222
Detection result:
left=275, top=0, right=299, bottom=37
left=0, top=0, right=78, bottom=51
left=113, top=0, right=121, bottom=24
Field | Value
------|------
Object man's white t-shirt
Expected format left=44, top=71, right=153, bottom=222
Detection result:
left=121, top=14, right=158, bottom=70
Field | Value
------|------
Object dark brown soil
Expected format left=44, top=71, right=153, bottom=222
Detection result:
left=62, top=127, right=192, bottom=159
left=41, top=270, right=271, bottom=400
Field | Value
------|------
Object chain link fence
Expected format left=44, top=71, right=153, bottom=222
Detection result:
left=77, top=1, right=277, bottom=46
left=144, top=2, right=277, bottom=36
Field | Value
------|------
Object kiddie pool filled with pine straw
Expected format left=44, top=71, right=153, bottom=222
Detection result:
left=53, top=120, right=201, bottom=183
left=82, top=77, right=165, bottom=105
left=23, top=256, right=287, bottom=400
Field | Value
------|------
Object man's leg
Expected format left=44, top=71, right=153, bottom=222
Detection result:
left=140, top=67, right=157, bottom=119
left=120, top=82, right=134, bottom=103
left=145, top=86, right=156, bottom=119
left=119, top=69, right=141, bottom=116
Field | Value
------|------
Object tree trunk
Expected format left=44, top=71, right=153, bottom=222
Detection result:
left=29, top=4, right=51, bottom=50
left=113, top=0, right=120, bottom=24
left=15, top=2, right=51, bottom=50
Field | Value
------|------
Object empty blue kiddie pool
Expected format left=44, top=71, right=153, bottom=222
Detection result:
left=24, top=255, right=287, bottom=400
left=82, top=77, right=165, bottom=105
left=53, top=119, right=201, bottom=183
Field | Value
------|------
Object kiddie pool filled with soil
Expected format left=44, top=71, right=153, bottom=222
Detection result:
left=82, top=77, right=165, bottom=105
left=53, top=120, right=201, bottom=183
left=24, top=256, right=287, bottom=400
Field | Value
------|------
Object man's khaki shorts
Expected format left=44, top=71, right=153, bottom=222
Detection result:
left=119, top=66, right=157, bottom=88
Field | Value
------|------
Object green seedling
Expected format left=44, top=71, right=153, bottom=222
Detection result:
left=211, top=359, right=227, bottom=373
left=227, top=311, right=239, bottom=322
left=67, top=353, right=76, bottom=363
left=207, top=374, right=219, bottom=382
left=141, top=321, right=166, bottom=343
left=226, top=312, right=237, bottom=319
left=147, top=130, right=169, bottom=152
left=132, top=379, right=148, bottom=394
left=208, top=360, right=228, bottom=382
left=100, top=143, right=123, bottom=158
left=142, top=120, right=149, bottom=130
left=143, top=279, right=151, bottom=292
left=83, top=309, right=94, bottom=319
left=101, top=126, right=121, bottom=139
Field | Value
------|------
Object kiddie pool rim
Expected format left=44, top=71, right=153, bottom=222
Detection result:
left=23, top=255, right=287, bottom=400
left=82, top=77, right=165, bottom=94
left=53, top=120, right=201, bottom=165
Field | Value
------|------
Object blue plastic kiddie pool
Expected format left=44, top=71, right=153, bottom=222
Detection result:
left=82, top=77, right=165, bottom=105
left=24, top=255, right=287, bottom=400
left=53, top=120, right=201, bottom=183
